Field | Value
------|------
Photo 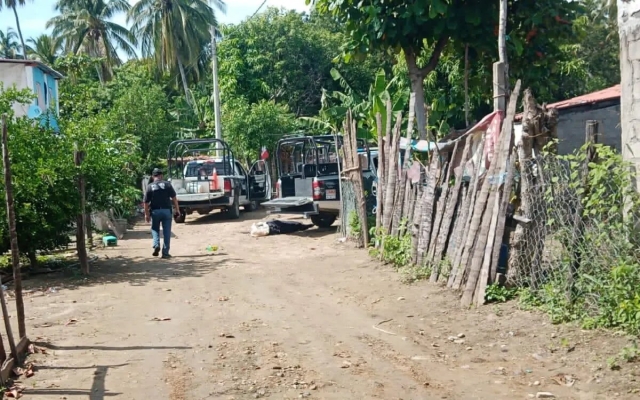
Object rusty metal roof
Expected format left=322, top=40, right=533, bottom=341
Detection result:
left=546, top=84, right=620, bottom=110
left=515, top=85, right=620, bottom=121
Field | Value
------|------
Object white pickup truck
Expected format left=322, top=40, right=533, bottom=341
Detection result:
left=165, top=139, right=271, bottom=223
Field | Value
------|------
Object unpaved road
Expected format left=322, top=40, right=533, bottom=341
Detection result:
left=11, top=210, right=639, bottom=399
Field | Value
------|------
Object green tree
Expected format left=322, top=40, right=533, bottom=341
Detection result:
left=128, top=0, right=225, bottom=97
left=107, top=81, right=176, bottom=168
left=62, top=113, right=141, bottom=220
left=26, top=34, right=63, bottom=65
left=0, top=0, right=31, bottom=59
left=0, top=86, right=79, bottom=267
left=222, top=97, right=296, bottom=164
left=311, top=0, right=582, bottom=139
left=217, top=7, right=388, bottom=118
left=47, top=0, right=137, bottom=81
left=0, top=27, right=20, bottom=59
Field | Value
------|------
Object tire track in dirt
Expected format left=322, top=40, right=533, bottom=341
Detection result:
left=163, top=353, right=191, bottom=400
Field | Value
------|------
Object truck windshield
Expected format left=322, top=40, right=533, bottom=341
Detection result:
left=185, top=161, right=234, bottom=177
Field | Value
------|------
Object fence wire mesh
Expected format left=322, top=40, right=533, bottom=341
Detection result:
left=508, top=149, right=640, bottom=326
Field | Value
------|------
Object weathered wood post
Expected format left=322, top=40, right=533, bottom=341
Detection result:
left=1, top=115, right=24, bottom=344
left=75, top=144, right=89, bottom=275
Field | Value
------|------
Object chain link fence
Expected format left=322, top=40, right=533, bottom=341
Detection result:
left=508, top=147, right=640, bottom=328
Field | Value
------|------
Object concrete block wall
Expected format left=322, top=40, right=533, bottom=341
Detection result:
left=556, top=104, right=621, bottom=155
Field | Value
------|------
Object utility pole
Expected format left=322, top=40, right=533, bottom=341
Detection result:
left=211, top=27, right=223, bottom=142
left=493, top=0, right=509, bottom=112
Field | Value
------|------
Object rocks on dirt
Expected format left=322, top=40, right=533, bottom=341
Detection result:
left=535, top=392, right=556, bottom=399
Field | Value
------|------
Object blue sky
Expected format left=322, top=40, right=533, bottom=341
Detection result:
left=0, top=0, right=310, bottom=43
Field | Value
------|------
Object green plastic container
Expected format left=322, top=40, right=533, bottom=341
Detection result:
left=102, top=235, right=118, bottom=247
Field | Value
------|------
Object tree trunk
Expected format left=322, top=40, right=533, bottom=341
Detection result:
left=28, top=250, right=37, bottom=269
left=618, top=0, right=640, bottom=197
left=75, top=149, right=89, bottom=275
left=403, top=40, right=448, bottom=142
left=406, top=59, right=428, bottom=141
left=2, top=116, right=25, bottom=339
left=178, top=59, right=193, bottom=106
left=12, top=6, right=26, bottom=60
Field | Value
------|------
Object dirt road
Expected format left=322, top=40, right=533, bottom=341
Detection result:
left=14, top=210, right=639, bottom=399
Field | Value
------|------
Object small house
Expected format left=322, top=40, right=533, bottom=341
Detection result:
left=515, top=85, right=621, bottom=154
left=0, top=59, right=64, bottom=131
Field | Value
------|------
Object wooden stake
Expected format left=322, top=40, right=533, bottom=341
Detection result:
left=75, top=145, right=89, bottom=275
left=375, top=112, right=384, bottom=236
left=1, top=115, right=23, bottom=346
left=461, top=80, right=521, bottom=308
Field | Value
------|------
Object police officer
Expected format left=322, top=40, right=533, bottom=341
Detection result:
left=143, top=168, right=180, bottom=258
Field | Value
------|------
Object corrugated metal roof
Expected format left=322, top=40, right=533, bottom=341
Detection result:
left=0, top=59, right=64, bottom=79
left=515, top=84, right=620, bottom=121
left=546, top=84, right=620, bottom=110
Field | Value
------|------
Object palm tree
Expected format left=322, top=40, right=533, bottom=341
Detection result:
left=47, top=0, right=136, bottom=81
left=0, top=0, right=31, bottom=59
left=128, top=0, right=226, bottom=97
left=25, top=34, right=63, bottom=65
left=0, top=27, right=20, bottom=59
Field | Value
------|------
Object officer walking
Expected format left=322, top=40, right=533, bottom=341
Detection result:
left=143, top=168, right=180, bottom=258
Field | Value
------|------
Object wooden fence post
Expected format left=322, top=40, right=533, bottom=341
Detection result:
left=75, top=145, right=89, bottom=275
left=1, top=115, right=24, bottom=344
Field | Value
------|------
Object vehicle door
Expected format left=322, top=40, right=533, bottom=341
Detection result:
left=248, top=159, right=272, bottom=202
left=234, top=161, right=249, bottom=203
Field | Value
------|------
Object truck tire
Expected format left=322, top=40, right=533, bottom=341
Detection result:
left=311, top=213, right=336, bottom=228
left=174, top=210, right=186, bottom=224
left=244, top=200, right=258, bottom=212
left=225, top=191, right=241, bottom=219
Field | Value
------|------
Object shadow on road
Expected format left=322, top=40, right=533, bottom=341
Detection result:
left=22, top=253, right=239, bottom=293
left=26, top=363, right=130, bottom=399
left=34, top=343, right=191, bottom=351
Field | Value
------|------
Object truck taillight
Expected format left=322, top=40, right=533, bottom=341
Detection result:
left=312, top=178, right=323, bottom=200
left=223, top=179, right=232, bottom=193
left=275, top=179, right=281, bottom=198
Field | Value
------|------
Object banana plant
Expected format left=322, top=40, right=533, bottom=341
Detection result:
left=301, top=68, right=408, bottom=142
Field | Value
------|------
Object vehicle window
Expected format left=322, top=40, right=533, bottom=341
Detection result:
left=278, top=137, right=373, bottom=176
left=278, top=141, right=306, bottom=176
left=234, top=162, right=245, bottom=176
left=184, top=161, right=233, bottom=177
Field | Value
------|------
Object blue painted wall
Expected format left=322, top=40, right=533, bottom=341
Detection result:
left=31, top=66, right=59, bottom=131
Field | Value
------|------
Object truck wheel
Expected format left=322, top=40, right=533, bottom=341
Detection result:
left=311, top=213, right=336, bottom=228
left=244, top=200, right=258, bottom=212
left=174, top=210, right=186, bottom=223
left=225, top=192, right=241, bottom=219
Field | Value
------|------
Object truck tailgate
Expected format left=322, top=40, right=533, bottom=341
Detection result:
left=262, top=197, right=313, bottom=208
